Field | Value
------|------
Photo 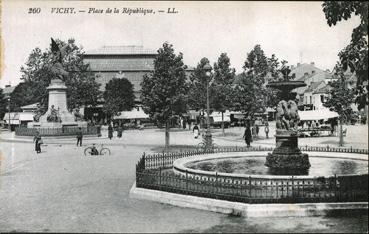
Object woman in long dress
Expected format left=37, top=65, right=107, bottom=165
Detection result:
left=33, top=131, right=42, bottom=153
left=108, top=124, right=113, bottom=140
left=193, top=124, right=200, bottom=139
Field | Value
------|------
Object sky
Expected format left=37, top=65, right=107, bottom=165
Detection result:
left=0, top=0, right=361, bottom=88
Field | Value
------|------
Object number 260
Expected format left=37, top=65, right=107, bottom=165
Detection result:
left=28, top=8, right=41, bottom=14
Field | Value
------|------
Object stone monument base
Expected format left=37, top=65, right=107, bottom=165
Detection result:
left=28, top=121, right=87, bottom=128
left=265, top=131, right=310, bottom=174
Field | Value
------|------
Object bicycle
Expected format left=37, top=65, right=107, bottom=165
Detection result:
left=84, top=143, right=111, bottom=156
left=198, top=142, right=218, bottom=150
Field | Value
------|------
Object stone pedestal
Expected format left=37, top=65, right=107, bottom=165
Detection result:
left=265, top=130, right=310, bottom=174
left=38, top=79, right=76, bottom=124
left=27, top=78, right=87, bottom=129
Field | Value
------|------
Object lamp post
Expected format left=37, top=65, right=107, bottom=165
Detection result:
left=203, top=62, right=213, bottom=149
left=7, top=96, right=11, bottom=131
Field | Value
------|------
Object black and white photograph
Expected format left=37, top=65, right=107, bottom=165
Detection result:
left=0, top=1, right=368, bottom=233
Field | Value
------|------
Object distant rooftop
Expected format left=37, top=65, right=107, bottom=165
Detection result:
left=85, top=46, right=157, bottom=55
left=2, top=85, right=15, bottom=95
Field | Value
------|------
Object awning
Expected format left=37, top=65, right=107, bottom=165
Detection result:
left=19, top=112, right=35, bottom=121
left=266, top=107, right=276, bottom=112
left=210, top=110, right=231, bottom=117
left=114, top=108, right=149, bottom=120
left=212, top=116, right=231, bottom=122
left=3, top=119, right=20, bottom=125
left=298, top=109, right=339, bottom=121
left=3, top=112, right=19, bottom=121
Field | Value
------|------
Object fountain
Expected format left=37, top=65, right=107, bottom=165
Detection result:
left=131, top=67, right=367, bottom=216
left=265, top=80, right=310, bottom=174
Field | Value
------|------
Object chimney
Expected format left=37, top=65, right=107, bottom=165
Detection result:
left=310, top=62, right=315, bottom=66
left=304, top=72, right=309, bottom=77
left=325, top=69, right=330, bottom=72
left=312, top=70, right=316, bottom=74
left=297, top=63, right=301, bottom=67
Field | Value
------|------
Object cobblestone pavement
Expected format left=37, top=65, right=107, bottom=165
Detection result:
left=0, top=123, right=367, bottom=232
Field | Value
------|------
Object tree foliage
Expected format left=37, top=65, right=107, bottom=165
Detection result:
left=212, top=53, right=236, bottom=112
left=18, top=38, right=101, bottom=112
left=103, top=78, right=135, bottom=116
left=322, top=1, right=368, bottom=110
left=140, top=42, right=188, bottom=146
left=232, top=45, right=270, bottom=117
left=9, top=81, right=46, bottom=112
left=0, top=89, right=7, bottom=119
left=323, top=63, right=355, bottom=121
left=187, top=57, right=210, bottom=111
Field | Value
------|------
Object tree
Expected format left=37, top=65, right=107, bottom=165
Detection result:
left=212, top=53, right=236, bottom=135
left=19, top=38, right=101, bottom=113
left=322, top=1, right=368, bottom=110
left=232, top=45, right=269, bottom=119
left=103, top=78, right=135, bottom=118
left=9, top=81, right=47, bottom=112
left=140, top=42, right=188, bottom=148
left=323, top=63, right=355, bottom=146
left=187, top=57, right=210, bottom=111
left=0, top=89, right=8, bottom=120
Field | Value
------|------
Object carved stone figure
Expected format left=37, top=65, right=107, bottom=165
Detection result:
left=49, top=38, right=69, bottom=81
left=33, top=103, right=44, bottom=122
left=275, top=99, right=300, bottom=131
left=47, top=105, right=60, bottom=122
left=73, top=108, right=84, bottom=121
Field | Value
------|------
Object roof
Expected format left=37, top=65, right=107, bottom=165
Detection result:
left=113, top=108, right=149, bottom=119
left=3, top=112, right=34, bottom=122
left=21, top=103, right=39, bottom=110
left=298, top=109, right=338, bottom=121
left=291, top=63, right=323, bottom=80
left=2, top=86, right=15, bottom=95
left=313, top=84, right=331, bottom=94
left=84, top=57, right=154, bottom=71
left=85, top=46, right=157, bottom=55
left=305, top=81, right=325, bottom=93
left=293, top=86, right=308, bottom=95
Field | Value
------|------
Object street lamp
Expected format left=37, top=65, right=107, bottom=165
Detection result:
left=7, top=96, right=11, bottom=131
left=203, top=62, right=213, bottom=149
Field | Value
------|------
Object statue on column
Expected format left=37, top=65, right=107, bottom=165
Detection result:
left=49, top=38, right=69, bottom=81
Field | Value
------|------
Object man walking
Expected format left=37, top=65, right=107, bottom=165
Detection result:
left=76, top=127, right=83, bottom=146
left=243, top=123, right=252, bottom=148
left=264, top=122, right=269, bottom=139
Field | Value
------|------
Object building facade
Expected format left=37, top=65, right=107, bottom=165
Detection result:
left=82, top=45, right=194, bottom=124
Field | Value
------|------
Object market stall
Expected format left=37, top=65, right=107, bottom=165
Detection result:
left=298, top=109, right=339, bottom=137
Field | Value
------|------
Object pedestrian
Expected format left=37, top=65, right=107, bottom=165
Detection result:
left=255, top=125, right=259, bottom=136
left=243, top=124, right=252, bottom=148
left=33, top=131, right=42, bottom=153
left=187, top=118, right=191, bottom=130
left=117, top=124, right=123, bottom=138
left=264, top=122, right=269, bottom=139
left=76, top=127, right=83, bottom=146
left=193, top=124, right=200, bottom=139
left=108, top=124, right=113, bottom=140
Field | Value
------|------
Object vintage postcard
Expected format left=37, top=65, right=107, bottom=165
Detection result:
left=1, top=1, right=368, bottom=233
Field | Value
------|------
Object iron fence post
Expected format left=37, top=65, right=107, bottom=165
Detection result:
left=249, top=176, right=252, bottom=198
left=159, top=167, right=162, bottom=190
left=186, top=170, right=188, bottom=194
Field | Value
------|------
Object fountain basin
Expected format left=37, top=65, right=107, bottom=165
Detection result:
left=173, top=151, right=368, bottom=178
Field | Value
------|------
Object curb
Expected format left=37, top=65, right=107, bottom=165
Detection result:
left=129, top=182, right=368, bottom=217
